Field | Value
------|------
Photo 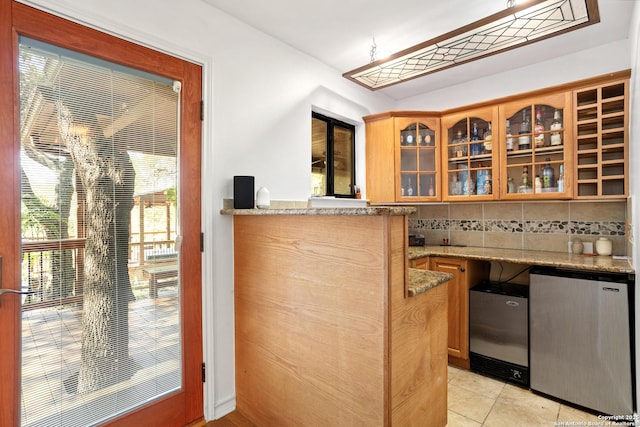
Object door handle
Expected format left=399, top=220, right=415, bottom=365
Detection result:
left=0, top=256, right=36, bottom=307
left=0, top=289, right=36, bottom=296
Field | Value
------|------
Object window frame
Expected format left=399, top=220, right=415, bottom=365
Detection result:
left=312, top=111, right=356, bottom=198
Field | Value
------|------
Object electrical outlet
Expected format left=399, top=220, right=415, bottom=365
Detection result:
left=628, top=222, right=635, bottom=245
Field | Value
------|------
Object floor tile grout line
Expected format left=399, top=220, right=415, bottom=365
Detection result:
left=479, top=381, right=505, bottom=426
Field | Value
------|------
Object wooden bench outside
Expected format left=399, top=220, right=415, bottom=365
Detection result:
left=143, top=264, right=179, bottom=298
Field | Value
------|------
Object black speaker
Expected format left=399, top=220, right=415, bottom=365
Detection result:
left=233, top=176, right=254, bottom=209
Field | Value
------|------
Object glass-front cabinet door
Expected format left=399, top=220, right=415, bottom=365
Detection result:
left=441, top=107, right=499, bottom=201
left=499, top=92, right=573, bottom=199
left=396, top=117, right=440, bottom=201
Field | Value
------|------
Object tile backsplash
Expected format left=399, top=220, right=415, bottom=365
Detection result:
left=409, top=201, right=627, bottom=256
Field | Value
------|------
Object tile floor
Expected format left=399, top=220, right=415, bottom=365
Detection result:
left=447, top=365, right=617, bottom=426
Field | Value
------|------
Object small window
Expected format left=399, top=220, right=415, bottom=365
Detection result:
left=311, top=112, right=355, bottom=197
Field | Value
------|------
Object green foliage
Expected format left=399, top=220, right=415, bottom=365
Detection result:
left=165, top=187, right=177, bottom=205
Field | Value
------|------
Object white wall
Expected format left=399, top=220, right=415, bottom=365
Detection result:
left=396, top=39, right=630, bottom=111
left=18, top=0, right=639, bottom=420
left=18, top=0, right=395, bottom=421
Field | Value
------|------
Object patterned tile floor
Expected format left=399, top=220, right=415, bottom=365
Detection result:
left=447, top=366, right=632, bottom=426
left=20, top=289, right=180, bottom=427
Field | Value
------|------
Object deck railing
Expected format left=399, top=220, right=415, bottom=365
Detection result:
left=21, top=237, right=176, bottom=310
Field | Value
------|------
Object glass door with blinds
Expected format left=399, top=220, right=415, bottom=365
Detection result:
left=18, top=37, right=183, bottom=426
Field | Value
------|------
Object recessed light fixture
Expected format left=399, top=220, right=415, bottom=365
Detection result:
left=343, top=0, right=599, bottom=90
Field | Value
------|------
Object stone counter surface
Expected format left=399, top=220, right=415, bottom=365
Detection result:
left=407, top=268, right=453, bottom=297
left=220, top=207, right=416, bottom=216
left=409, top=245, right=634, bottom=274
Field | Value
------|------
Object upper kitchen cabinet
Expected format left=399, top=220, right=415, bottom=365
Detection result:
left=441, top=106, right=499, bottom=201
left=365, top=112, right=441, bottom=203
left=498, top=92, right=573, bottom=200
left=573, top=77, right=629, bottom=199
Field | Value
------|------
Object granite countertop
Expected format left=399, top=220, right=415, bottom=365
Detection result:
left=220, top=207, right=416, bottom=216
left=408, top=245, right=634, bottom=274
left=407, top=268, right=453, bottom=297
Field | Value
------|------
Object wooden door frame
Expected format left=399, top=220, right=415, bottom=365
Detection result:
left=0, top=1, right=203, bottom=425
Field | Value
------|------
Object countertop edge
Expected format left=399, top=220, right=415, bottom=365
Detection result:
left=220, top=207, right=416, bottom=216
left=407, top=269, right=453, bottom=297
left=408, top=246, right=634, bottom=274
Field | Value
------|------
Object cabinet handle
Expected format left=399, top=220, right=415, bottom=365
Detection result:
left=459, top=267, right=465, bottom=272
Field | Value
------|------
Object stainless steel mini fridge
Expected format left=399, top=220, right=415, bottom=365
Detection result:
left=470, top=281, right=529, bottom=386
left=530, top=267, right=634, bottom=416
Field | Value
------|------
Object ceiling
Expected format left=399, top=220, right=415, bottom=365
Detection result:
left=202, top=0, right=634, bottom=100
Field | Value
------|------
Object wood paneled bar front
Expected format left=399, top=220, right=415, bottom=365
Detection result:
left=222, top=207, right=451, bottom=427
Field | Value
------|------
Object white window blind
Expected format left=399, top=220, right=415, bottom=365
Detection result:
left=19, top=37, right=182, bottom=426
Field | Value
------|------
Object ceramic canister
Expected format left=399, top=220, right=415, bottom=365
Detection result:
left=595, top=237, right=613, bottom=256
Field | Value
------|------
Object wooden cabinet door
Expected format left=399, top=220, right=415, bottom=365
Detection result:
left=441, top=106, right=499, bottom=201
left=410, top=257, right=429, bottom=270
left=364, top=112, right=440, bottom=203
left=365, top=116, right=396, bottom=203
left=431, top=257, right=489, bottom=368
left=499, top=91, right=573, bottom=200
left=395, top=116, right=441, bottom=202
left=430, top=257, right=467, bottom=361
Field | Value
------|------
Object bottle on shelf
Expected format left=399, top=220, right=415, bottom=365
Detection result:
left=471, top=122, right=482, bottom=156
left=407, top=178, right=414, bottom=196
left=484, top=122, right=492, bottom=153
left=506, top=119, right=514, bottom=151
left=484, top=170, right=492, bottom=195
left=534, top=107, right=545, bottom=148
left=450, top=174, right=460, bottom=196
left=452, top=129, right=465, bottom=157
left=459, top=166, right=469, bottom=195
left=428, top=176, right=435, bottom=196
left=507, top=177, right=516, bottom=194
left=476, top=168, right=486, bottom=195
left=557, top=164, right=565, bottom=192
left=519, top=166, right=531, bottom=193
left=518, top=110, right=531, bottom=150
left=542, top=158, right=555, bottom=189
left=535, top=174, right=542, bottom=193
left=550, top=109, right=562, bottom=146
